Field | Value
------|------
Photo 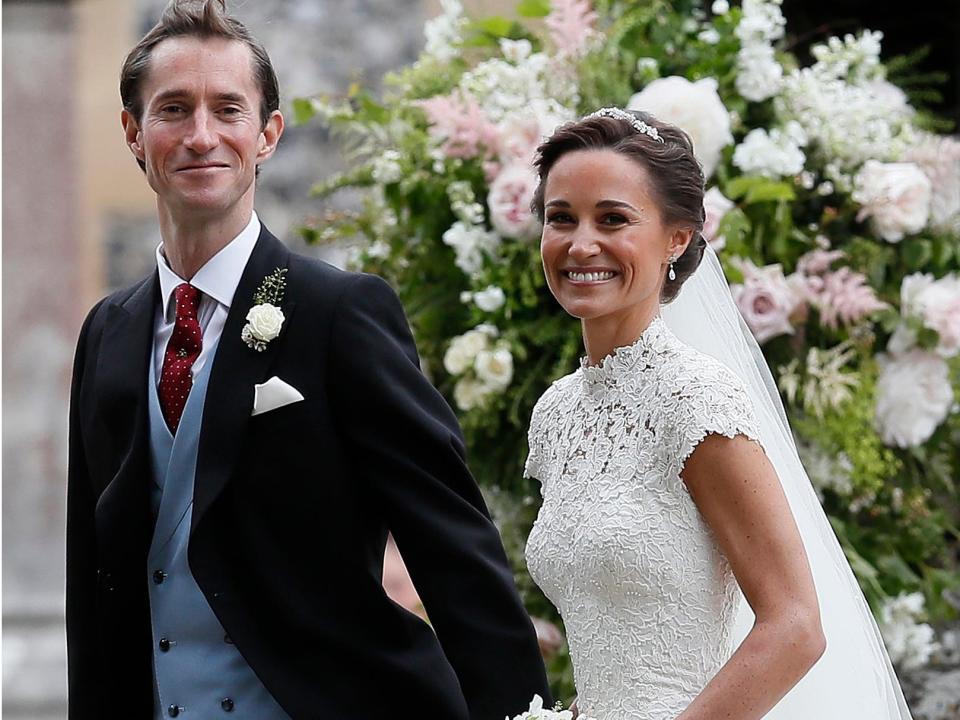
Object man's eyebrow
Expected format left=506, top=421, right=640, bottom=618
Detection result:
left=149, top=90, right=250, bottom=105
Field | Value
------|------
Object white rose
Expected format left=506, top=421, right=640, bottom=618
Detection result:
left=904, top=132, right=960, bottom=232
left=730, top=260, right=803, bottom=344
left=453, top=377, right=489, bottom=411
left=487, top=162, right=541, bottom=239
left=901, top=272, right=960, bottom=357
left=702, top=186, right=735, bottom=250
left=473, top=285, right=506, bottom=312
left=443, top=329, right=490, bottom=375
left=875, top=349, right=953, bottom=448
left=628, top=76, right=733, bottom=179
left=474, top=347, right=514, bottom=390
left=245, top=303, right=284, bottom=342
left=853, top=160, right=932, bottom=242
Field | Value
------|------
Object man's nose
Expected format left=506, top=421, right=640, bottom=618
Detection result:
left=183, top=109, right=219, bottom=154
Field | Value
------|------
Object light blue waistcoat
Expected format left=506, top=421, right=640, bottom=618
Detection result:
left=147, top=342, right=290, bottom=720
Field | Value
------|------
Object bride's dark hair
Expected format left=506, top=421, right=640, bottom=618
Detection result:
left=531, top=109, right=707, bottom=303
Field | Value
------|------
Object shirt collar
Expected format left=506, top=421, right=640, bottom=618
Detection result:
left=156, top=211, right=262, bottom=321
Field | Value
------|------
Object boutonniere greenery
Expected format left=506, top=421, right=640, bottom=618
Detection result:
left=242, top=267, right=287, bottom=352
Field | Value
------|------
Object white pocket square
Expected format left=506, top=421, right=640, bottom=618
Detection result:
left=252, top=376, right=305, bottom=416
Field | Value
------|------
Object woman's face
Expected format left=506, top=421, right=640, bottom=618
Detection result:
left=540, top=148, right=689, bottom=326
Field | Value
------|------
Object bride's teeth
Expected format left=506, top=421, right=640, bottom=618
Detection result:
left=569, top=271, right=614, bottom=282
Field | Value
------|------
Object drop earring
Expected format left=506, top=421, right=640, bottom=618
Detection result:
left=667, top=256, right=677, bottom=281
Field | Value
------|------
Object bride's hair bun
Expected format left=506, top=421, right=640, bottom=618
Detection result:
left=531, top=108, right=707, bottom=303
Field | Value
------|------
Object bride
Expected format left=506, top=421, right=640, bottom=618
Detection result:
left=523, top=108, right=913, bottom=719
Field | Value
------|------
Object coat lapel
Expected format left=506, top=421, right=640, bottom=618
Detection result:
left=192, top=228, right=293, bottom=532
left=94, top=274, right=157, bottom=561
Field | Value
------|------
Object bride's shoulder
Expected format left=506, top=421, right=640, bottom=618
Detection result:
left=659, top=342, right=750, bottom=406
left=530, top=372, right=578, bottom=418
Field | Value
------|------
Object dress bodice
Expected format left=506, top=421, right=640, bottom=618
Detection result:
left=524, top=316, right=761, bottom=720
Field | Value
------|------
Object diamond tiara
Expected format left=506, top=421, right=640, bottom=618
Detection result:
left=586, top=107, right=664, bottom=143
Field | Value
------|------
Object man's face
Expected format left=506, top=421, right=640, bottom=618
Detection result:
left=122, top=36, right=282, bottom=220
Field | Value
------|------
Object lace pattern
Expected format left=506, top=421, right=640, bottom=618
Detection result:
left=525, top=316, right=761, bottom=719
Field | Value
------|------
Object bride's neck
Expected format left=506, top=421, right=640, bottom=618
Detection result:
left=581, top=304, right=660, bottom=366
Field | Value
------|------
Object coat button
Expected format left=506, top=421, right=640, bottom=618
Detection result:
left=168, top=705, right=182, bottom=717
left=153, top=570, right=166, bottom=584
left=221, top=697, right=235, bottom=712
left=159, top=637, right=172, bottom=652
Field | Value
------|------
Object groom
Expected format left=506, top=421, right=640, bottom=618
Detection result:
left=65, top=2, right=550, bottom=718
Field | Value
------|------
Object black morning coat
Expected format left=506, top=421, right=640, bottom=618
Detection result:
left=66, top=227, right=552, bottom=719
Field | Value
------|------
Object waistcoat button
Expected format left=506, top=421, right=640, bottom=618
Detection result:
left=221, top=697, right=235, bottom=712
left=168, top=705, right=182, bottom=717
left=159, top=637, right=172, bottom=652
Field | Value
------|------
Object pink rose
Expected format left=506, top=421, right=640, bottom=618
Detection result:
left=853, top=160, right=932, bottom=242
left=731, top=259, right=803, bottom=344
left=487, top=162, right=541, bottom=239
left=702, top=187, right=735, bottom=250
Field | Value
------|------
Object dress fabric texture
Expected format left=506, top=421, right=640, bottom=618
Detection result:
left=525, top=315, right=761, bottom=720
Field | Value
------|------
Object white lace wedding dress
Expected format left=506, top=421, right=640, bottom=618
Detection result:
left=524, top=315, right=763, bottom=720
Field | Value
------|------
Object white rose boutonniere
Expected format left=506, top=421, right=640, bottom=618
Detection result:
left=242, top=267, right=288, bottom=352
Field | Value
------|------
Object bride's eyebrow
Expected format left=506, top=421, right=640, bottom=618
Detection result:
left=596, top=200, right=640, bottom=212
left=544, top=199, right=641, bottom=211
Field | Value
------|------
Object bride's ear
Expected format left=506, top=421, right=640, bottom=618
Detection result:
left=667, top=227, right=695, bottom=260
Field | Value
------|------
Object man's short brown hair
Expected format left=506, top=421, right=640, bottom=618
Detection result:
left=119, top=0, right=279, bottom=128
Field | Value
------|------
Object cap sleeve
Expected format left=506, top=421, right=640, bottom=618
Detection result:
left=524, top=381, right=564, bottom=487
left=673, top=360, right=763, bottom=473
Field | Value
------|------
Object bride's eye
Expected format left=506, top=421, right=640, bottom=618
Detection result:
left=599, top=213, right=628, bottom=226
left=546, top=212, right=575, bottom=225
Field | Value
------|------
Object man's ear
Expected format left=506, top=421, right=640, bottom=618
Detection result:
left=121, top=109, right=145, bottom=162
left=256, top=110, right=285, bottom=163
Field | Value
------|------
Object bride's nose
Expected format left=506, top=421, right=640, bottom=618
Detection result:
left=568, top=227, right=602, bottom=260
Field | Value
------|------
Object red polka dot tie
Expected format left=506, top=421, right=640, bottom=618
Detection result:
left=159, top=283, right=203, bottom=434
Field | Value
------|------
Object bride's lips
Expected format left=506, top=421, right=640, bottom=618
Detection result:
left=561, top=267, right=620, bottom=285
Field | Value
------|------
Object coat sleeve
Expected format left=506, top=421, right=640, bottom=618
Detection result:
left=66, top=300, right=105, bottom=718
left=328, top=273, right=551, bottom=720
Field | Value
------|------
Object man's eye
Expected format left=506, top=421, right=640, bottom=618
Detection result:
left=221, top=106, right=241, bottom=115
left=160, top=105, right=184, bottom=114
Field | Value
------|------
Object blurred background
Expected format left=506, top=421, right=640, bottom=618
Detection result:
left=2, top=1, right=957, bottom=718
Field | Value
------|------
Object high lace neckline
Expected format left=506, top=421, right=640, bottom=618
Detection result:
left=579, top=315, right=672, bottom=392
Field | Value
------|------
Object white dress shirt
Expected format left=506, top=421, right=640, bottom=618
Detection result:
left=152, top=212, right=261, bottom=386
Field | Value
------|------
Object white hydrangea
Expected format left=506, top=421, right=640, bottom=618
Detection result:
left=776, top=32, right=916, bottom=170
left=423, top=0, right=467, bottom=62
left=732, top=122, right=807, bottom=178
left=878, top=593, right=939, bottom=671
left=735, top=0, right=786, bottom=45
left=459, top=51, right=577, bottom=124
left=733, top=0, right=786, bottom=102
left=371, top=150, right=402, bottom=185
left=810, top=30, right=884, bottom=84
left=735, top=43, right=783, bottom=102
left=441, top=221, right=501, bottom=277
